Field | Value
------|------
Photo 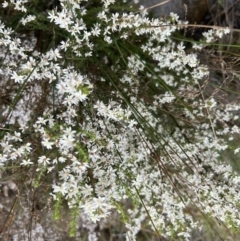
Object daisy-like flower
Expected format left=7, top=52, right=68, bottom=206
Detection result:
left=47, top=48, right=62, bottom=61
left=21, top=159, right=33, bottom=166
left=38, top=156, right=50, bottom=166
left=11, top=71, right=25, bottom=83
left=52, top=183, right=68, bottom=196
left=42, top=137, right=54, bottom=149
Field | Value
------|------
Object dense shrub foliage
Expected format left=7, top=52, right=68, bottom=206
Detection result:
left=0, top=0, right=240, bottom=240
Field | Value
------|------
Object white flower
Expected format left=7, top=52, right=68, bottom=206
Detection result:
left=12, top=131, right=22, bottom=142
left=47, top=48, right=62, bottom=61
left=21, top=15, right=36, bottom=26
left=73, top=90, right=88, bottom=102
left=59, top=134, right=75, bottom=150
left=52, top=183, right=68, bottom=196
left=234, top=148, right=240, bottom=154
left=170, top=12, right=179, bottom=22
left=21, top=159, right=33, bottom=166
left=2, top=1, right=8, bottom=8
left=38, top=156, right=50, bottom=166
left=11, top=71, right=24, bottom=83
left=91, top=24, right=101, bottom=36
left=36, top=117, right=47, bottom=125
left=1, top=142, right=13, bottom=153
left=104, top=35, right=112, bottom=44
left=48, top=10, right=56, bottom=22
left=60, top=40, right=69, bottom=51
left=0, top=154, right=7, bottom=165
left=42, top=138, right=54, bottom=149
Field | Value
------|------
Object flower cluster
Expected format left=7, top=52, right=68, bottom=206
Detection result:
left=0, top=0, right=239, bottom=240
